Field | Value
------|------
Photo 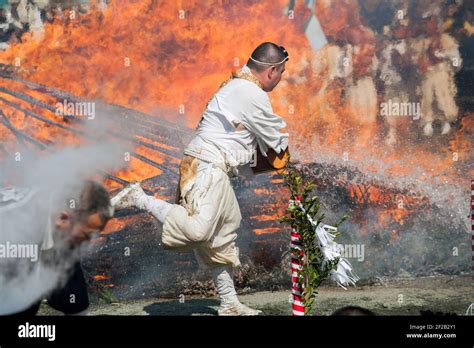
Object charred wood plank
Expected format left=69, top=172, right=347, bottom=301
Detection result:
left=0, top=96, right=177, bottom=176
left=0, top=110, right=46, bottom=149
left=0, top=110, right=135, bottom=189
left=0, top=87, right=183, bottom=160
left=0, top=73, right=189, bottom=134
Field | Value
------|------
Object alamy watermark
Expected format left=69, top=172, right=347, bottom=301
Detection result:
left=225, top=149, right=258, bottom=167
left=18, top=322, right=55, bottom=341
left=55, top=99, right=96, bottom=120
left=340, top=244, right=365, bottom=262
left=380, top=99, right=421, bottom=120
left=0, top=242, right=38, bottom=262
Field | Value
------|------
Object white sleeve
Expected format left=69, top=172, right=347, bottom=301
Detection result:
left=240, top=92, right=289, bottom=156
left=439, top=34, right=462, bottom=70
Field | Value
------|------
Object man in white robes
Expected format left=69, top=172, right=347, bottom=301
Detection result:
left=112, top=42, right=290, bottom=315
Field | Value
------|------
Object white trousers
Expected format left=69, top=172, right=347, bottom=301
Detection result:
left=421, top=64, right=458, bottom=125
left=162, top=159, right=242, bottom=268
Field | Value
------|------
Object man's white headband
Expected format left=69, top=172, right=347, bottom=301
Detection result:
left=249, top=56, right=289, bottom=66
left=249, top=46, right=289, bottom=66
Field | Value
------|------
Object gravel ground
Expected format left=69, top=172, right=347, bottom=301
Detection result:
left=37, top=274, right=473, bottom=316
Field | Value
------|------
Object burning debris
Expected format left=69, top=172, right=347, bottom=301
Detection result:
left=0, top=0, right=108, bottom=50
left=0, top=0, right=472, bottom=317
left=0, top=66, right=189, bottom=183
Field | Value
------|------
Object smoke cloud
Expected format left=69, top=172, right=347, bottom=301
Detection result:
left=0, top=118, right=127, bottom=315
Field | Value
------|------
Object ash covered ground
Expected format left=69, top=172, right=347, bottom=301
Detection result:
left=38, top=275, right=471, bottom=316
left=38, top=166, right=471, bottom=316
left=78, top=160, right=470, bottom=298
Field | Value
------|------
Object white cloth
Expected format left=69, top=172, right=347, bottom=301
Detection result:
left=184, top=70, right=289, bottom=174
left=136, top=194, right=172, bottom=224
left=289, top=199, right=359, bottom=289
left=0, top=187, right=53, bottom=250
left=434, top=33, right=462, bottom=71
left=163, top=68, right=288, bottom=267
left=162, top=159, right=242, bottom=268
left=212, top=264, right=238, bottom=304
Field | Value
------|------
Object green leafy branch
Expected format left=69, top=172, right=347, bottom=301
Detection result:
left=280, top=162, right=347, bottom=314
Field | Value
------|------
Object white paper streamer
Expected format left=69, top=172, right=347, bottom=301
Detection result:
left=288, top=199, right=359, bottom=289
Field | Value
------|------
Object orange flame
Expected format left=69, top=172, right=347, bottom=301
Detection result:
left=0, top=0, right=470, bottom=237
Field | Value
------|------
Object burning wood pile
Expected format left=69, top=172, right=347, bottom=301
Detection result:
left=0, top=0, right=472, bottom=299
left=0, top=64, right=186, bottom=182
left=0, top=68, right=469, bottom=298
left=0, top=0, right=108, bottom=50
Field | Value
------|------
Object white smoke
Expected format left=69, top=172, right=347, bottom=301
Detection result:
left=0, top=135, right=127, bottom=315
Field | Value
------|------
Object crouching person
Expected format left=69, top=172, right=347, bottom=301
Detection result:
left=2, top=181, right=113, bottom=316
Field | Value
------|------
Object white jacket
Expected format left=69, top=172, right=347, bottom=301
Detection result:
left=184, top=68, right=289, bottom=173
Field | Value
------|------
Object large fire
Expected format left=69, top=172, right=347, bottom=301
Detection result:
left=0, top=0, right=471, bottom=238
